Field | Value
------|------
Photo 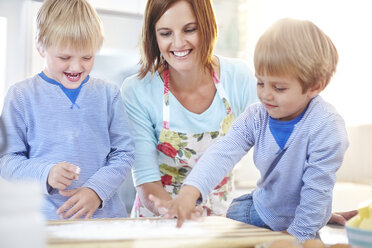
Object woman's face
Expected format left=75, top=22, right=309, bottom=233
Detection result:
left=155, top=0, right=201, bottom=73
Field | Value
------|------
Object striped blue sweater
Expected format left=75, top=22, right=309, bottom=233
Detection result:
left=184, top=95, right=349, bottom=241
left=0, top=74, right=135, bottom=219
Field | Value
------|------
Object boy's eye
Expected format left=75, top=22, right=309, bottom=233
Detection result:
left=59, top=57, right=70, bottom=60
left=257, top=82, right=264, bottom=87
left=274, top=86, right=286, bottom=92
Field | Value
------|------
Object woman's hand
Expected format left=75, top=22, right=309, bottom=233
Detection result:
left=149, top=185, right=203, bottom=227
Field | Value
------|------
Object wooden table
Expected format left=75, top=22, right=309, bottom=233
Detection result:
left=47, top=216, right=294, bottom=248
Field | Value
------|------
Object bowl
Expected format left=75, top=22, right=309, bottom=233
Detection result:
left=346, top=220, right=372, bottom=247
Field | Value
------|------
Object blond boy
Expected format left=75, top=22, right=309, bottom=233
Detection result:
left=150, top=18, right=349, bottom=241
left=0, top=0, right=134, bottom=219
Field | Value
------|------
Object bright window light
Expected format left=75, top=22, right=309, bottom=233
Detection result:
left=0, top=16, right=7, bottom=113
left=247, top=0, right=372, bottom=126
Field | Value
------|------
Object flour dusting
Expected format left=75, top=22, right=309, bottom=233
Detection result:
left=48, top=219, right=214, bottom=240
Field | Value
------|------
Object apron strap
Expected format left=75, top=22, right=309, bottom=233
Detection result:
left=162, top=68, right=233, bottom=129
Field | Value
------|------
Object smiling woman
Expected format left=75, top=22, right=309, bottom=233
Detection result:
left=120, top=0, right=258, bottom=218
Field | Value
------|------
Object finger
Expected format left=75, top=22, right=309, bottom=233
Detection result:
left=85, top=210, right=94, bottom=219
left=56, top=197, right=78, bottom=215
left=176, top=213, right=186, bottom=228
left=61, top=163, right=80, bottom=179
left=341, top=210, right=358, bottom=220
left=149, top=194, right=167, bottom=209
left=148, top=194, right=159, bottom=203
left=58, top=176, right=73, bottom=187
left=329, top=214, right=345, bottom=225
left=53, top=182, right=68, bottom=190
left=61, top=203, right=81, bottom=219
left=158, top=206, right=169, bottom=216
left=191, top=208, right=203, bottom=221
left=69, top=208, right=86, bottom=220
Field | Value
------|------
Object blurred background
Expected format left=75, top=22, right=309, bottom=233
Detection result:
left=0, top=0, right=371, bottom=214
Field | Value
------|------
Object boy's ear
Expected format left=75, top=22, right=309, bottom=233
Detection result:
left=36, top=45, right=45, bottom=58
left=309, top=79, right=326, bottom=97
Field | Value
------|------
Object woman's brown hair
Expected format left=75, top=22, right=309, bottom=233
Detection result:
left=138, top=0, right=217, bottom=79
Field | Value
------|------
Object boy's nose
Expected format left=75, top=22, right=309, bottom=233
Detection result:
left=69, top=61, right=82, bottom=72
left=260, top=88, right=273, bottom=100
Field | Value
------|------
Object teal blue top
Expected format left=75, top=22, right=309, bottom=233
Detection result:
left=121, top=56, right=258, bottom=186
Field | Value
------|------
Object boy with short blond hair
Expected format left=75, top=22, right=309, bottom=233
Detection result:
left=0, top=0, right=134, bottom=220
left=149, top=18, right=349, bottom=241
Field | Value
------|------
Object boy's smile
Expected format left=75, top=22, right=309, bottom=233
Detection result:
left=38, top=45, right=95, bottom=89
left=256, top=74, right=320, bottom=121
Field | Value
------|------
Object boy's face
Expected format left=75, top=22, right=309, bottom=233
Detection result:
left=256, top=74, right=320, bottom=121
left=38, top=44, right=95, bottom=89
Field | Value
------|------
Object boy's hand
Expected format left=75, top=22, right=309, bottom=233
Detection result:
left=57, top=187, right=102, bottom=219
left=149, top=185, right=202, bottom=228
left=328, top=210, right=358, bottom=225
left=48, top=162, right=80, bottom=190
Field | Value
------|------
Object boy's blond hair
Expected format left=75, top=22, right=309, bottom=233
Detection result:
left=254, top=18, right=338, bottom=93
left=36, top=0, right=103, bottom=52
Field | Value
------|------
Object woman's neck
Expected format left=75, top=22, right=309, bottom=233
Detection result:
left=168, top=66, right=210, bottom=93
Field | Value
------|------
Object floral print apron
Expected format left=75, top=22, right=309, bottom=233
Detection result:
left=131, top=68, right=235, bottom=217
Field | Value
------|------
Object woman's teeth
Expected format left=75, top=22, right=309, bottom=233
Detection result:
left=173, top=50, right=190, bottom=57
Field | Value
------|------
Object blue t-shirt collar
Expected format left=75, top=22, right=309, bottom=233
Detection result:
left=39, top=71, right=89, bottom=109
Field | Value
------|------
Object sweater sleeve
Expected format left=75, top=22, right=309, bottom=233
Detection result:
left=0, top=85, right=55, bottom=194
left=287, top=113, right=349, bottom=241
left=183, top=106, right=258, bottom=201
left=82, top=89, right=135, bottom=207
left=121, top=76, right=161, bottom=187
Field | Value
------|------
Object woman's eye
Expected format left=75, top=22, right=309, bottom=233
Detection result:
left=185, top=28, right=196, bottom=33
left=257, top=82, right=264, bottom=87
left=83, top=57, right=92, bottom=61
left=59, top=57, right=69, bottom=60
left=159, top=32, right=171, bottom=37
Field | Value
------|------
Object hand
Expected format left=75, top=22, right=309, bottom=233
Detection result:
left=48, top=162, right=80, bottom=190
left=57, top=187, right=102, bottom=219
left=328, top=210, right=358, bottom=225
left=149, top=185, right=202, bottom=228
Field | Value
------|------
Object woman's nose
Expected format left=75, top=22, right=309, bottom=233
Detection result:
left=173, top=32, right=186, bottom=48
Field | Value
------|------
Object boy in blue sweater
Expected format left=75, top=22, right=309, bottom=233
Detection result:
left=0, top=0, right=134, bottom=220
left=149, top=18, right=349, bottom=241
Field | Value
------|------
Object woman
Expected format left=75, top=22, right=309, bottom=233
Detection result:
left=121, top=0, right=357, bottom=224
left=121, top=0, right=257, bottom=217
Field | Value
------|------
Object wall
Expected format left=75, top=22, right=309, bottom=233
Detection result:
left=0, top=0, right=31, bottom=109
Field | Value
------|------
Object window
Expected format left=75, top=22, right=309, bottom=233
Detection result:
left=0, top=17, right=7, bottom=112
left=244, top=0, right=372, bottom=126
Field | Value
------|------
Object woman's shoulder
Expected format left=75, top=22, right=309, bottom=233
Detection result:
left=121, top=72, right=161, bottom=93
left=218, top=55, right=252, bottom=73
